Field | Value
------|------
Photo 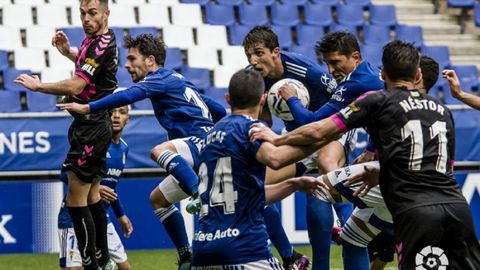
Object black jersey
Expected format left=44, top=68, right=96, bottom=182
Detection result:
left=71, top=29, right=118, bottom=122
left=334, top=88, right=466, bottom=217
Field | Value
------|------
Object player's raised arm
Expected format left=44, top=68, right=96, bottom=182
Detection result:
left=443, top=69, right=480, bottom=110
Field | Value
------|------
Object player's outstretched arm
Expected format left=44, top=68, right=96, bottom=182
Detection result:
left=52, top=31, right=77, bottom=62
left=443, top=69, right=480, bottom=110
left=14, top=74, right=86, bottom=96
left=265, top=176, right=329, bottom=204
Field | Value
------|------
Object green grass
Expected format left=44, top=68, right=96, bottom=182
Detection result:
left=0, top=246, right=397, bottom=269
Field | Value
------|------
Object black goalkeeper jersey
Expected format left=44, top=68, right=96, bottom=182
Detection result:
left=334, top=88, right=466, bottom=217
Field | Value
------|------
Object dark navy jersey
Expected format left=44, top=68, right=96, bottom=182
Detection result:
left=333, top=89, right=466, bottom=217
left=192, top=115, right=271, bottom=266
left=58, top=138, right=128, bottom=228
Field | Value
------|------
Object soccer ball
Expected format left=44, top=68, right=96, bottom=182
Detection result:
left=267, top=78, right=310, bottom=121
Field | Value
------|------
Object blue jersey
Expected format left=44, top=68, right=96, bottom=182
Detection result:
left=192, top=115, right=271, bottom=266
left=287, top=61, right=384, bottom=126
left=89, top=68, right=218, bottom=139
left=58, top=138, right=129, bottom=229
left=263, top=51, right=336, bottom=131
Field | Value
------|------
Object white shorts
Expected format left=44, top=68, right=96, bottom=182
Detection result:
left=191, top=257, right=283, bottom=270
left=58, top=223, right=127, bottom=268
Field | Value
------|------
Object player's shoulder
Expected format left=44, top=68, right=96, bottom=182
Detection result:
left=119, top=137, right=128, bottom=149
left=281, top=51, right=317, bottom=71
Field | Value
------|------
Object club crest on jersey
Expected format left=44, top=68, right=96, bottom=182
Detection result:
left=348, top=103, right=360, bottom=112
left=332, top=86, right=347, bottom=101
left=321, top=74, right=337, bottom=93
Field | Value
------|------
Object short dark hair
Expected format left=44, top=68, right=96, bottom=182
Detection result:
left=382, top=40, right=420, bottom=83
left=124, top=34, right=167, bottom=66
left=242, top=26, right=279, bottom=52
left=419, top=55, right=439, bottom=92
left=316, top=32, right=361, bottom=57
left=80, top=0, right=108, bottom=8
left=228, top=69, right=265, bottom=109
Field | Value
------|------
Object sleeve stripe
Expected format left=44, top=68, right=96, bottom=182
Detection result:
left=331, top=114, right=348, bottom=133
left=75, top=70, right=91, bottom=85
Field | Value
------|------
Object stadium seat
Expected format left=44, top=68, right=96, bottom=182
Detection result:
left=428, top=80, right=442, bottom=99
left=180, top=66, right=211, bottom=91
left=116, top=68, right=132, bottom=88
left=36, top=5, right=70, bottom=28
left=14, top=48, right=46, bottom=72
left=0, top=27, right=22, bottom=51
left=336, top=4, right=366, bottom=28
left=329, top=24, right=359, bottom=38
left=165, top=48, right=184, bottom=70
left=447, top=0, right=475, bottom=8
left=109, top=4, right=137, bottom=27
left=304, top=3, right=334, bottom=27
left=396, top=25, right=424, bottom=48
left=369, top=5, right=397, bottom=28
left=48, top=0, right=78, bottom=5
left=205, top=3, right=236, bottom=26
left=112, top=27, right=126, bottom=49
left=60, top=28, right=85, bottom=48
left=3, top=69, right=33, bottom=92
left=132, top=99, right=153, bottom=110
left=272, top=3, right=300, bottom=27
left=204, top=87, right=229, bottom=108
left=118, top=47, right=128, bottom=67
left=41, top=68, right=72, bottom=83
left=25, top=26, right=56, bottom=49
left=220, top=46, right=249, bottom=70
left=196, top=25, right=229, bottom=48
left=162, top=26, right=195, bottom=49
left=48, top=48, right=75, bottom=72
left=421, top=45, right=451, bottom=69
left=14, top=0, right=43, bottom=4
left=180, top=0, right=209, bottom=4
left=452, top=65, right=478, bottom=83
left=0, top=90, right=22, bottom=113
left=344, top=0, right=371, bottom=9
left=0, top=51, right=8, bottom=70
left=476, top=3, right=480, bottom=27
left=279, top=0, right=308, bottom=6
left=291, top=44, right=318, bottom=63
left=361, top=44, right=383, bottom=68
left=239, top=3, right=269, bottom=26
left=149, top=0, right=180, bottom=4
left=296, top=24, right=325, bottom=45
left=171, top=4, right=204, bottom=27
left=2, top=5, right=34, bottom=27
left=128, top=27, right=159, bottom=37
left=271, top=25, right=293, bottom=49
left=115, top=0, right=147, bottom=4
left=26, top=91, right=58, bottom=112
left=137, top=4, right=171, bottom=27
left=216, top=0, right=244, bottom=6
left=311, top=0, right=339, bottom=7
left=247, top=0, right=275, bottom=6
left=363, top=24, right=391, bottom=46
left=187, top=46, right=219, bottom=69
left=213, top=66, right=238, bottom=88
left=228, top=24, right=251, bottom=46
left=442, top=83, right=474, bottom=105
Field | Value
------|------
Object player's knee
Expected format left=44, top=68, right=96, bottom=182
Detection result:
left=150, top=142, right=176, bottom=161
left=149, top=188, right=170, bottom=209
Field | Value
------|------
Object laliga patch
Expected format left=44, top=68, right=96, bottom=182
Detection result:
left=410, top=91, right=420, bottom=97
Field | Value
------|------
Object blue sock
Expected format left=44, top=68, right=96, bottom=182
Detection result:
left=154, top=205, right=190, bottom=257
left=342, top=241, right=369, bottom=270
left=157, top=150, right=198, bottom=196
left=264, top=204, right=293, bottom=260
left=306, top=195, right=333, bottom=270
left=333, top=202, right=353, bottom=226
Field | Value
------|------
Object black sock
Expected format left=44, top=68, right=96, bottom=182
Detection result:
left=89, top=200, right=110, bottom=266
left=67, top=206, right=98, bottom=269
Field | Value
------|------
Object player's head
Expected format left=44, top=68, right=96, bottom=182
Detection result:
left=111, top=105, right=129, bottom=135
left=79, top=0, right=109, bottom=38
left=124, top=34, right=167, bottom=82
left=381, top=40, right=421, bottom=85
left=242, top=26, right=281, bottom=78
left=417, top=55, right=439, bottom=94
left=227, top=69, right=265, bottom=112
left=316, top=32, right=362, bottom=83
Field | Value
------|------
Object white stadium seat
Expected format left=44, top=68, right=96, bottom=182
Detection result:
left=0, top=27, right=22, bottom=51
left=48, top=47, right=75, bottom=72
left=171, top=4, right=203, bottom=27
left=25, top=26, right=56, bottom=49
left=14, top=0, right=43, bottom=4
left=14, top=48, right=46, bottom=72
left=213, top=65, right=239, bottom=88
left=149, top=0, right=179, bottom=5
left=47, top=0, right=78, bottom=5
left=2, top=5, right=34, bottom=27
left=162, top=25, right=194, bottom=49
left=187, top=46, right=219, bottom=69
left=36, top=5, right=70, bottom=27
left=221, top=46, right=249, bottom=70
left=196, top=25, right=229, bottom=49
left=115, top=0, right=146, bottom=5
left=41, top=68, right=73, bottom=83
left=108, top=4, right=137, bottom=27
left=137, top=4, right=170, bottom=27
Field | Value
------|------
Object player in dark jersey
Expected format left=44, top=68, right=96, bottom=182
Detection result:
left=15, top=1, right=117, bottom=269
left=251, top=40, right=480, bottom=270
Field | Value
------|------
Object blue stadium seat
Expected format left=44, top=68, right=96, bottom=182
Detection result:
left=132, top=99, right=153, bottom=110
left=0, top=50, right=8, bottom=70
left=363, top=24, right=391, bottom=46
left=336, top=4, right=365, bottom=28
left=203, top=87, right=229, bottom=108
left=118, top=47, right=128, bottom=67
left=447, top=0, right=475, bottom=8
left=180, top=66, right=211, bottom=91
left=239, top=3, right=269, bottom=26
left=311, top=0, right=339, bottom=7
left=344, top=0, right=371, bottom=9
left=280, top=0, right=308, bottom=5
left=26, top=91, right=58, bottom=112
left=361, top=44, right=383, bottom=68
left=60, top=27, right=85, bottom=48
left=3, top=69, right=33, bottom=92
left=0, top=90, right=21, bottom=112
left=116, top=68, right=132, bottom=88
left=217, top=0, right=244, bottom=6
left=272, top=3, right=300, bottom=27
left=205, top=3, right=236, bottom=26
left=369, top=5, right=397, bottom=28
left=271, top=25, right=293, bottom=49
left=165, top=48, right=183, bottom=70
left=396, top=25, right=423, bottom=48
left=247, top=0, right=275, bottom=6
left=452, top=65, right=478, bottom=83
left=329, top=24, right=359, bottom=38
left=128, top=27, right=158, bottom=37
left=111, top=27, right=126, bottom=48
left=291, top=44, right=317, bottom=62
left=296, top=24, right=325, bottom=45
left=475, top=3, right=480, bottom=27
left=428, top=80, right=442, bottom=99
left=181, top=0, right=209, bottom=5
left=421, top=45, right=451, bottom=69
left=228, top=24, right=251, bottom=45
left=304, top=3, right=334, bottom=27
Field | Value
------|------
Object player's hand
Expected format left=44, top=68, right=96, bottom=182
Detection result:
left=14, top=74, right=41, bottom=91
left=99, top=185, right=117, bottom=203
left=291, top=176, right=329, bottom=198
left=56, top=102, right=90, bottom=114
left=442, top=69, right=463, bottom=99
left=278, top=83, right=297, bottom=101
left=52, top=31, right=71, bottom=56
left=118, top=215, right=133, bottom=238
left=249, top=123, right=279, bottom=144
left=344, top=165, right=380, bottom=197
left=352, top=150, right=376, bottom=164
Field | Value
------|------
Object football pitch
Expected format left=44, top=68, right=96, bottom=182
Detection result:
left=0, top=245, right=398, bottom=270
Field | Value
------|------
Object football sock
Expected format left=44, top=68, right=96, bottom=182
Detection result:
left=157, top=150, right=198, bottom=196
left=154, top=205, right=190, bottom=258
left=88, top=200, right=110, bottom=266
left=306, top=195, right=333, bottom=270
left=342, top=241, right=369, bottom=270
left=333, top=202, right=353, bottom=227
left=67, top=206, right=98, bottom=270
left=264, top=204, right=293, bottom=260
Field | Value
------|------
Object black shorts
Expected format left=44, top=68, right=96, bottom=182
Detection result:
left=62, top=118, right=112, bottom=183
left=368, top=231, right=395, bottom=263
left=394, top=202, right=480, bottom=270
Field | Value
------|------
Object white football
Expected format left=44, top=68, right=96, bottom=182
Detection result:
left=267, top=78, right=310, bottom=121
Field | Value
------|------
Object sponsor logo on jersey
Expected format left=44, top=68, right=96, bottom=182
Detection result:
left=85, top=58, right=99, bottom=68
left=107, top=168, right=122, bottom=177
left=81, top=63, right=96, bottom=76
left=340, top=106, right=353, bottom=119
left=193, top=227, right=240, bottom=242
